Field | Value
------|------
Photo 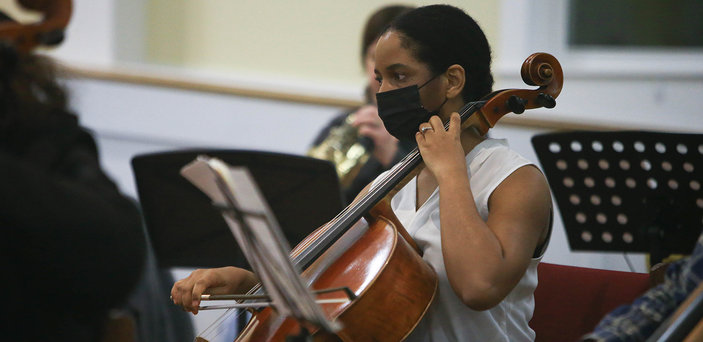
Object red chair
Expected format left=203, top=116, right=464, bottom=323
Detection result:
left=530, top=262, right=651, bottom=342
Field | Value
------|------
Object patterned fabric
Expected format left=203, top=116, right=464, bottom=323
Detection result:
left=583, top=229, right=703, bottom=341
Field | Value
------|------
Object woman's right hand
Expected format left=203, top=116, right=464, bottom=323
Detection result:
left=170, top=266, right=258, bottom=314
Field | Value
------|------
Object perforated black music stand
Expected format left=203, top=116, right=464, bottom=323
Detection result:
left=532, top=131, right=703, bottom=265
left=131, top=150, right=344, bottom=269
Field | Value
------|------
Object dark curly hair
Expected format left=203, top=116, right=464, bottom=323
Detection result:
left=387, top=4, right=494, bottom=103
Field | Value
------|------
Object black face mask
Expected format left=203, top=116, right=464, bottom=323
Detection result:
left=375, top=75, right=447, bottom=142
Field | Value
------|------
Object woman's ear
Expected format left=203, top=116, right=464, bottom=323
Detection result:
left=444, top=64, right=465, bottom=100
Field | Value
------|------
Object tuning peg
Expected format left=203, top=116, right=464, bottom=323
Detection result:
left=506, top=95, right=527, bottom=114
left=536, top=92, right=556, bottom=108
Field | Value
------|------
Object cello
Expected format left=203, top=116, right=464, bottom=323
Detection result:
left=199, top=52, right=563, bottom=341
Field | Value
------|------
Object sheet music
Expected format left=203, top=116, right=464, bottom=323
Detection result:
left=180, top=156, right=340, bottom=333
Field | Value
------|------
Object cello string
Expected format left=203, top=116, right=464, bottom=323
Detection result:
left=347, top=100, right=485, bottom=215
left=203, top=100, right=487, bottom=334
left=289, top=100, right=486, bottom=268
left=333, top=100, right=486, bottom=224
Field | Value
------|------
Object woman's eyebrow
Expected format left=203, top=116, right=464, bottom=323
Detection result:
left=374, top=63, right=409, bottom=75
left=385, top=63, right=408, bottom=71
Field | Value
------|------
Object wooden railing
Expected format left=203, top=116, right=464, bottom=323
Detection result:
left=61, top=64, right=618, bottom=132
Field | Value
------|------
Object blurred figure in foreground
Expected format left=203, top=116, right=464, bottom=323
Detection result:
left=1, top=1, right=190, bottom=341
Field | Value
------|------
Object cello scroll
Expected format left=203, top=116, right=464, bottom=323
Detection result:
left=463, top=52, right=564, bottom=135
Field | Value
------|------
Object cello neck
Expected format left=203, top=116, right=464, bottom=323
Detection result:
left=291, top=100, right=486, bottom=270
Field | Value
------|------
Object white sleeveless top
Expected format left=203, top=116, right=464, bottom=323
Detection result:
left=374, top=138, right=547, bottom=341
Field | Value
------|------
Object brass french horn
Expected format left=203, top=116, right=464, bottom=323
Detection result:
left=307, top=112, right=371, bottom=188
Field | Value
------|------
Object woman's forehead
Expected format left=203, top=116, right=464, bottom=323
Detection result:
left=374, top=31, right=419, bottom=69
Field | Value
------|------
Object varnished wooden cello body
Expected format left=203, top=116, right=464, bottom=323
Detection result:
left=223, top=52, right=564, bottom=342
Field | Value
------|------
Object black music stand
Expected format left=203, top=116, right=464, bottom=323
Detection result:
left=532, top=131, right=703, bottom=265
left=131, top=150, right=344, bottom=269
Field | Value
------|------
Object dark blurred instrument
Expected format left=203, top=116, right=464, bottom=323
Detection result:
left=0, top=0, right=72, bottom=53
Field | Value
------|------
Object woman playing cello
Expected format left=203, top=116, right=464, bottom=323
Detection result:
left=172, top=5, right=553, bottom=341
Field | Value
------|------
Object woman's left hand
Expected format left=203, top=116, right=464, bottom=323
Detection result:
left=416, top=112, right=466, bottom=181
left=352, top=105, right=399, bottom=167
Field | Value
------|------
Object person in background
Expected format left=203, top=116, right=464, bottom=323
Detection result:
left=309, top=4, right=414, bottom=204
left=583, top=228, right=703, bottom=341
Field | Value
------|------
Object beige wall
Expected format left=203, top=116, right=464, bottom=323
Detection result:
left=145, top=1, right=500, bottom=93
